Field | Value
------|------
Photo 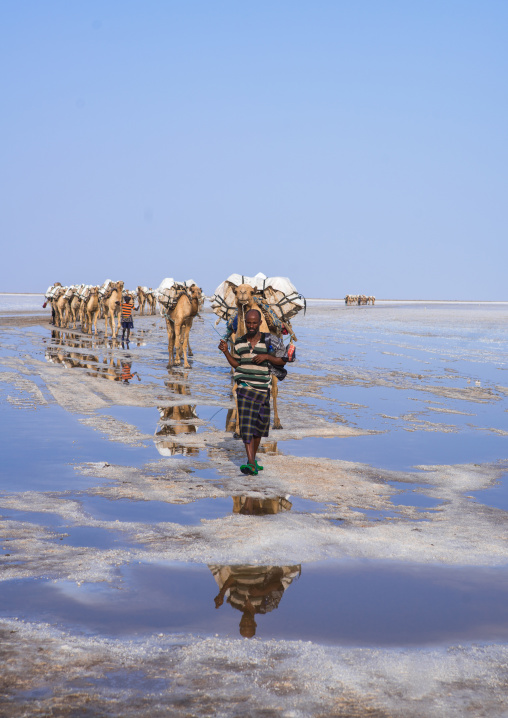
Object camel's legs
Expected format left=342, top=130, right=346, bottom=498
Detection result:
left=166, top=318, right=175, bottom=366
left=182, top=321, right=193, bottom=368
left=225, top=407, right=237, bottom=433
left=173, top=321, right=183, bottom=366
left=272, top=375, right=282, bottom=429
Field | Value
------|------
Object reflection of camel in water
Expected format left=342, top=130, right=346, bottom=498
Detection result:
left=154, top=404, right=199, bottom=456
left=45, top=330, right=139, bottom=381
left=46, top=330, right=99, bottom=369
left=210, top=565, right=301, bottom=638
left=232, top=495, right=292, bottom=515
left=154, top=373, right=199, bottom=455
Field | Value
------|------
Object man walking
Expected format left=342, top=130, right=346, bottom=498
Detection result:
left=120, top=293, right=138, bottom=343
left=219, top=309, right=287, bottom=476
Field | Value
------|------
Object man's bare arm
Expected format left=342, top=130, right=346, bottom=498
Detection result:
left=252, top=354, right=286, bottom=367
left=218, top=340, right=239, bottom=369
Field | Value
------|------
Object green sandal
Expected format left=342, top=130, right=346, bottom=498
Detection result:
left=254, top=460, right=264, bottom=471
left=240, top=463, right=258, bottom=476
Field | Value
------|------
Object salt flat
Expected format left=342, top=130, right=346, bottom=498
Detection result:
left=1, top=300, right=507, bottom=716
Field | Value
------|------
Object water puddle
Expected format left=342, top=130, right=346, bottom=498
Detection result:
left=279, top=431, right=508, bottom=472
left=387, top=481, right=443, bottom=509
left=2, top=560, right=508, bottom=647
left=78, top=495, right=233, bottom=525
left=469, top=472, right=508, bottom=511
left=0, top=403, right=158, bottom=492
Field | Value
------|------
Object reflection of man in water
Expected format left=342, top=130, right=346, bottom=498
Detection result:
left=121, top=361, right=140, bottom=383
left=209, top=565, right=301, bottom=638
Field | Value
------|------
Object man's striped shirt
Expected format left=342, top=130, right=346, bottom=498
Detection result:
left=233, top=334, right=271, bottom=392
left=121, top=301, right=134, bottom=320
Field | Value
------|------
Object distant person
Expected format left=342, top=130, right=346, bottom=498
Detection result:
left=120, top=293, right=138, bottom=342
left=218, top=309, right=287, bottom=475
left=42, top=282, right=62, bottom=325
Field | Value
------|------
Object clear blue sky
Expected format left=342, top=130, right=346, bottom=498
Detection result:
left=1, top=1, right=507, bottom=299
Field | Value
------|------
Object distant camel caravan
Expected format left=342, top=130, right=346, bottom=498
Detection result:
left=345, top=294, right=375, bottom=305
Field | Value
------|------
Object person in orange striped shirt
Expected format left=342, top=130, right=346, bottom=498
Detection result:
left=120, top=293, right=139, bottom=342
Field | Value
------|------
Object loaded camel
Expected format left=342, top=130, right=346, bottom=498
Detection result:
left=68, top=286, right=84, bottom=329
left=137, top=286, right=148, bottom=315
left=163, top=284, right=203, bottom=368
left=82, top=287, right=100, bottom=335
left=102, top=281, right=124, bottom=338
left=53, top=286, right=73, bottom=328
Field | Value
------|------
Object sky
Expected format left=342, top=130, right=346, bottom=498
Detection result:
left=1, top=1, right=507, bottom=299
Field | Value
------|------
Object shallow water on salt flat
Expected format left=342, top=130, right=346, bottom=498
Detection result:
left=2, top=560, right=508, bottom=647
left=1, top=303, right=508, bottom=654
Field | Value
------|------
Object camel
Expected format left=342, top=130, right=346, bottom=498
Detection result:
left=68, top=285, right=85, bottom=329
left=137, top=286, right=148, bottom=314
left=146, top=289, right=157, bottom=315
left=53, top=286, right=73, bottom=328
left=82, top=286, right=100, bottom=335
left=102, top=281, right=124, bottom=338
left=163, top=284, right=202, bottom=368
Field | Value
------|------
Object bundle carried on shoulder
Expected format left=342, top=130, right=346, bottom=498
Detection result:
left=156, top=278, right=197, bottom=315
left=210, top=272, right=305, bottom=341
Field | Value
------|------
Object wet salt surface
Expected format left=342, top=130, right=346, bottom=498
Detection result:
left=2, top=560, right=508, bottom=647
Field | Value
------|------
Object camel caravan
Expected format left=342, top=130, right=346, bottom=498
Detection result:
left=210, top=272, right=305, bottom=431
left=345, top=294, right=375, bottom=305
left=44, top=281, right=158, bottom=338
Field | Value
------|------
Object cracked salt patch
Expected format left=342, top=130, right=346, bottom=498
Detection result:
left=2, top=561, right=508, bottom=647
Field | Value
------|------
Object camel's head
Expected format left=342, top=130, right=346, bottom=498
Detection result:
left=234, top=283, right=259, bottom=307
left=189, top=284, right=202, bottom=301
left=116, top=281, right=125, bottom=293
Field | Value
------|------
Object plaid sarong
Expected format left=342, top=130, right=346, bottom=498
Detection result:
left=237, top=386, right=270, bottom=443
